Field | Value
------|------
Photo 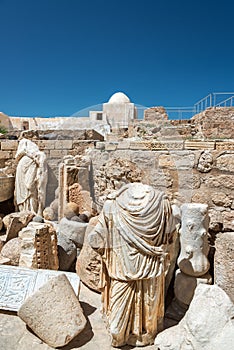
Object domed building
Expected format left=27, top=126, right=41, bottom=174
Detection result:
left=90, top=91, right=137, bottom=130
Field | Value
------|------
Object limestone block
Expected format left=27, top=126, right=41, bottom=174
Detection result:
left=129, top=141, right=150, bottom=150
left=18, top=274, right=86, bottom=348
left=19, top=222, right=58, bottom=270
left=57, top=233, right=77, bottom=271
left=105, top=143, right=117, bottom=151
left=184, top=140, right=215, bottom=150
left=155, top=284, right=234, bottom=350
left=174, top=269, right=212, bottom=305
left=49, top=149, right=68, bottom=158
left=222, top=211, right=234, bottom=231
left=64, top=201, right=80, bottom=219
left=59, top=217, right=87, bottom=248
left=214, top=232, right=234, bottom=303
left=3, top=211, right=35, bottom=242
left=216, top=141, right=234, bottom=150
left=76, top=217, right=101, bottom=291
left=1, top=140, right=18, bottom=151
left=203, top=175, right=234, bottom=190
left=178, top=203, right=210, bottom=277
left=216, top=153, right=234, bottom=172
left=211, top=192, right=232, bottom=207
left=0, top=237, right=21, bottom=266
left=54, top=139, right=73, bottom=150
left=0, top=265, right=80, bottom=311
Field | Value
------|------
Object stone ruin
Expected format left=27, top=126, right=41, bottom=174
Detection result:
left=0, top=102, right=233, bottom=349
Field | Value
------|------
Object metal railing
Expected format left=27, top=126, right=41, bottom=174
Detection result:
left=194, top=92, right=234, bottom=113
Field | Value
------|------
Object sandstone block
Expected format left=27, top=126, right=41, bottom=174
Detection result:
left=3, top=211, right=35, bottom=242
left=18, top=274, right=86, bottom=348
left=55, top=140, right=73, bottom=149
left=0, top=237, right=21, bottom=266
left=214, top=232, right=234, bottom=303
left=216, top=153, right=234, bottom=172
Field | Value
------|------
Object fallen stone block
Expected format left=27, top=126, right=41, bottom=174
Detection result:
left=3, top=211, right=34, bottom=242
left=59, top=217, right=87, bottom=247
left=18, top=274, right=86, bottom=348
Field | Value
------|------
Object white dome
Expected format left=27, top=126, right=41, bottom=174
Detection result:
left=108, top=92, right=131, bottom=104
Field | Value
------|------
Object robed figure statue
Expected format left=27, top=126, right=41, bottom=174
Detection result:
left=89, top=183, right=176, bottom=347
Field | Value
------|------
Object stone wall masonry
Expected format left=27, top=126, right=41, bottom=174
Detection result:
left=0, top=139, right=233, bottom=230
left=90, top=144, right=234, bottom=233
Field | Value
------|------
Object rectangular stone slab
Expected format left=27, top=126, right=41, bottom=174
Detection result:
left=18, top=274, right=86, bottom=348
left=0, top=265, right=80, bottom=312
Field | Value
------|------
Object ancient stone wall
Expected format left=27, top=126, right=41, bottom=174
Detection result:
left=91, top=140, right=234, bottom=233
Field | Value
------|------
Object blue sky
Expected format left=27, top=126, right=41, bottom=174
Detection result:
left=0, top=0, right=234, bottom=116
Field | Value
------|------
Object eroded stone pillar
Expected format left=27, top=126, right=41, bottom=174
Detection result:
left=19, top=222, right=58, bottom=270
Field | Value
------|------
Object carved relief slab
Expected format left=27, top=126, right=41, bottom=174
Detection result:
left=216, top=141, right=234, bottom=150
left=130, top=141, right=184, bottom=150
left=0, top=265, right=80, bottom=312
left=184, top=141, right=215, bottom=150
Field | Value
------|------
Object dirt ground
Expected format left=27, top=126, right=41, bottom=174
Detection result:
left=0, top=282, right=156, bottom=350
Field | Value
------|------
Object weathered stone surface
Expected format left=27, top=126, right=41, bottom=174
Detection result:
left=59, top=217, right=87, bottom=248
left=18, top=274, right=86, bottom=348
left=211, top=192, right=232, bottom=207
left=43, top=207, right=55, bottom=221
left=214, top=232, right=234, bottom=303
left=184, top=140, right=215, bottom=150
left=76, top=216, right=101, bottom=291
left=174, top=270, right=212, bottom=305
left=197, top=150, right=213, bottom=172
left=0, top=237, right=21, bottom=266
left=0, top=216, right=3, bottom=231
left=208, top=208, right=223, bottom=233
left=178, top=203, right=210, bottom=276
left=222, top=210, right=234, bottom=231
left=216, top=153, right=234, bottom=172
left=64, top=201, right=80, bottom=219
left=216, top=141, right=234, bottom=150
left=57, top=233, right=77, bottom=271
left=155, top=284, right=234, bottom=350
left=203, top=175, right=234, bottom=189
left=19, top=222, right=58, bottom=270
left=3, top=211, right=34, bottom=242
left=0, top=265, right=80, bottom=312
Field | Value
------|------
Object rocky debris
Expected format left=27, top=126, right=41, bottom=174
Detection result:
left=0, top=237, right=21, bottom=266
left=76, top=216, right=101, bottom=291
left=64, top=202, right=80, bottom=219
left=57, top=233, right=77, bottom=271
left=59, top=217, right=87, bottom=248
left=155, top=284, right=234, bottom=350
left=214, top=231, right=234, bottom=303
left=3, top=211, right=35, bottom=242
left=18, top=274, right=86, bottom=348
left=95, top=158, right=143, bottom=206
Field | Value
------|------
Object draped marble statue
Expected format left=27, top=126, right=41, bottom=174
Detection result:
left=89, top=183, right=176, bottom=347
left=15, top=139, right=48, bottom=216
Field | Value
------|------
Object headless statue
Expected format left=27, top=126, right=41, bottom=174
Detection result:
left=89, top=183, right=176, bottom=347
left=15, top=138, right=48, bottom=216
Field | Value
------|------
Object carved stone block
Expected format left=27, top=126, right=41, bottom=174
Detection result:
left=18, top=274, right=86, bottom=348
left=19, top=222, right=58, bottom=270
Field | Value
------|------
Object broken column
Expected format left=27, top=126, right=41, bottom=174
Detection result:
left=19, top=222, right=59, bottom=270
